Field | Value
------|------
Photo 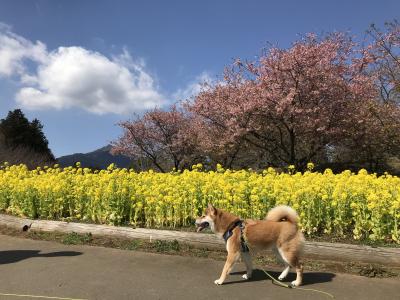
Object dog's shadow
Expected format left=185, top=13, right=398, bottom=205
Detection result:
left=226, top=269, right=335, bottom=286
left=0, top=250, right=83, bottom=265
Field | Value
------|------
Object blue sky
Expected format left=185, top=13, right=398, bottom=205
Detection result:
left=0, top=0, right=399, bottom=157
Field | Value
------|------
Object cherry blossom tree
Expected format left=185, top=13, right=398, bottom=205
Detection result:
left=330, top=99, right=400, bottom=171
left=112, top=106, right=201, bottom=172
left=115, top=28, right=400, bottom=173
left=367, top=21, right=400, bottom=103
left=185, top=75, right=260, bottom=168
left=190, top=34, right=378, bottom=169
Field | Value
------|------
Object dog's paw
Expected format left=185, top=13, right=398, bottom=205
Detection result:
left=278, top=275, right=286, bottom=281
left=214, top=279, right=224, bottom=285
left=242, top=274, right=251, bottom=280
left=290, top=280, right=301, bottom=287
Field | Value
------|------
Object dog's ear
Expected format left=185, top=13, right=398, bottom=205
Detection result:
left=207, top=203, right=216, bottom=215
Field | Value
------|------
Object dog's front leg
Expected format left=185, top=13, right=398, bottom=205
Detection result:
left=241, top=252, right=253, bottom=280
left=214, top=251, right=240, bottom=285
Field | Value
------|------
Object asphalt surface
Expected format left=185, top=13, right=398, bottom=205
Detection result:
left=0, top=235, right=398, bottom=300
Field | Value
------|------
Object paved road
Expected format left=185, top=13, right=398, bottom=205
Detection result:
left=0, top=235, right=398, bottom=300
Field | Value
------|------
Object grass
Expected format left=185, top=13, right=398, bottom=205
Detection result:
left=153, top=240, right=180, bottom=252
left=62, top=232, right=93, bottom=245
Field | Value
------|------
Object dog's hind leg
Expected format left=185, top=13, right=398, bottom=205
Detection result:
left=277, top=247, right=303, bottom=286
left=291, top=259, right=303, bottom=287
left=276, top=247, right=290, bottom=280
left=240, top=252, right=253, bottom=280
left=278, top=265, right=290, bottom=280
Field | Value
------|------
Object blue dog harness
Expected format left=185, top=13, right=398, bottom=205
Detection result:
left=222, top=219, right=249, bottom=252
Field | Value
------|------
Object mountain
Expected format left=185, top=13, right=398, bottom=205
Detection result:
left=57, top=145, right=133, bottom=169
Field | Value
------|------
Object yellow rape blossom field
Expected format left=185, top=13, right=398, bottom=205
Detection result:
left=0, top=162, right=399, bottom=244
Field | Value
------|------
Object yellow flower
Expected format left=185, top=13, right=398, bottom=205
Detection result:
left=0, top=162, right=399, bottom=243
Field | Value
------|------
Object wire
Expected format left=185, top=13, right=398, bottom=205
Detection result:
left=0, top=292, right=87, bottom=300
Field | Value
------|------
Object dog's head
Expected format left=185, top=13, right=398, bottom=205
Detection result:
left=195, top=203, right=217, bottom=233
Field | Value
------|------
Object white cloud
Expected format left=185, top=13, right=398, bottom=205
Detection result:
left=173, top=72, right=213, bottom=101
left=16, top=47, right=164, bottom=114
left=0, top=23, right=47, bottom=77
left=0, top=24, right=216, bottom=115
left=0, top=24, right=164, bottom=115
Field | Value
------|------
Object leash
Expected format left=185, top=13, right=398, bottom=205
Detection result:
left=0, top=292, right=87, bottom=299
left=259, top=268, right=335, bottom=299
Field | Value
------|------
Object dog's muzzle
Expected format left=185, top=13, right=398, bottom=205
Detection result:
left=195, top=220, right=209, bottom=232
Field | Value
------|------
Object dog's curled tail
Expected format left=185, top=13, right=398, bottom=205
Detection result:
left=265, top=205, right=299, bottom=224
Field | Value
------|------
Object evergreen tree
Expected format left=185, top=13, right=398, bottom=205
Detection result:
left=0, top=109, right=55, bottom=161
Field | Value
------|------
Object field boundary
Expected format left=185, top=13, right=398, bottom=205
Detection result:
left=1, top=213, right=399, bottom=266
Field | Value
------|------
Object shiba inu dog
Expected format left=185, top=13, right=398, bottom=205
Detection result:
left=195, top=204, right=304, bottom=286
